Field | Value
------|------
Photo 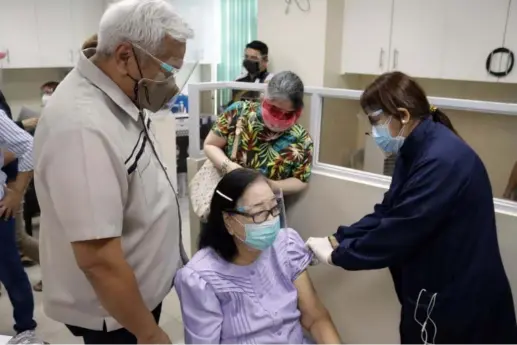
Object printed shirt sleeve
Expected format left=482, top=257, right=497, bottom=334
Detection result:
left=175, top=267, right=223, bottom=344
left=0, top=110, right=33, bottom=172
left=291, top=131, right=313, bottom=183
left=211, top=101, right=245, bottom=140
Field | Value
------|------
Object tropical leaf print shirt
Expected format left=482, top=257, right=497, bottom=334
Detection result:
left=212, top=101, right=313, bottom=183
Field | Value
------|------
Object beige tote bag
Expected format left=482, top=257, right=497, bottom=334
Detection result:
left=189, top=117, right=243, bottom=222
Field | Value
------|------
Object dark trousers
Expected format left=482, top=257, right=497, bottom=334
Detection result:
left=66, top=303, right=162, bottom=344
left=0, top=218, right=36, bottom=333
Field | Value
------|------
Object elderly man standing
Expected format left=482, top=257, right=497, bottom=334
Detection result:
left=33, top=0, right=193, bottom=344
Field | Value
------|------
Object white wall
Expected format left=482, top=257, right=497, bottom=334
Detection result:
left=258, top=0, right=328, bottom=86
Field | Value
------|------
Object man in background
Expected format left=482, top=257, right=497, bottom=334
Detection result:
left=229, top=40, right=273, bottom=106
left=40, top=81, right=59, bottom=109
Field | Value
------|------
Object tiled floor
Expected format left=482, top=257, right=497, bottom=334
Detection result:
left=0, top=197, right=191, bottom=344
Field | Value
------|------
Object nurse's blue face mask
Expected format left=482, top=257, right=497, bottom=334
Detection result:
left=369, top=109, right=407, bottom=154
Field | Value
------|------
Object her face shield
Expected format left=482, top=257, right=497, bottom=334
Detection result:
left=230, top=190, right=288, bottom=228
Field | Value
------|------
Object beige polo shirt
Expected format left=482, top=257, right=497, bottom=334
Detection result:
left=33, top=49, right=186, bottom=331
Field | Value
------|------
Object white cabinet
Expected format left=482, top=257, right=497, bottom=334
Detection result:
left=501, top=0, right=517, bottom=83
left=70, top=0, right=105, bottom=62
left=341, top=0, right=516, bottom=83
left=0, top=0, right=40, bottom=69
left=341, top=0, right=393, bottom=75
left=0, top=0, right=104, bottom=69
left=390, top=0, right=445, bottom=78
left=36, top=0, right=75, bottom=68
left=441, top=0, right=509, bottom=82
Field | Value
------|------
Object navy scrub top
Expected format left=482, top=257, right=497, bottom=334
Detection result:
left=332, top=117, right=517, bottom=343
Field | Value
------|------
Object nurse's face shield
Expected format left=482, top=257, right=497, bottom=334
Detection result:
left=230, top=191, right=287, bottom=228
left=358, top=108, right=387, bottom=137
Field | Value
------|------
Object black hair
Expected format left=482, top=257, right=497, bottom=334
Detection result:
left=198, top=168, right=264, bottom=261
left=41, top=81, right=60, bottom=91
left=0, top=90, right=12, bottom=119
left=245, top=40, right=269, bottom=58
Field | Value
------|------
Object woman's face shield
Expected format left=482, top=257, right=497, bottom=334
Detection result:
left=231, top=190, right=288, bottom=228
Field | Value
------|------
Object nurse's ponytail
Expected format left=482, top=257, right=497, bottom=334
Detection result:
left=430, top=105, right=459, bottom=136
left=360, top=71, right=460, bottom=137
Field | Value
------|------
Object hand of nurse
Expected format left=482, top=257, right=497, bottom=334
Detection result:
left=305, top=237, right=335, bottom=265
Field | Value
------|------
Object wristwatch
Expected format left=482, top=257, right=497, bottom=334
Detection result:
left=221, top=158, right=231, bottom=175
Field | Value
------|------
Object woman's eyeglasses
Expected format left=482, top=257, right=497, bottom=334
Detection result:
left=231, top=204, right=281, bottom=224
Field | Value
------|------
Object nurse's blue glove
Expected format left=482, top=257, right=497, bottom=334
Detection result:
left=305, top=237, right=334, bottom=266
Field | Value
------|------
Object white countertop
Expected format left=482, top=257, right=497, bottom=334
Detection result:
left=0, top=335, right=12, bottom=345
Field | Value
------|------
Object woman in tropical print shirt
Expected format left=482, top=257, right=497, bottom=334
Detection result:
left=204, top=71, right=313, bottom=195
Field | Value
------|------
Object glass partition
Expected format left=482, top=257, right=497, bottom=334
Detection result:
left=317, top=95, right=517, bottom=203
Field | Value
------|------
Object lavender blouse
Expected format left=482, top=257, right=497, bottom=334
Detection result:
left=175, top=228, right=314, bottom=344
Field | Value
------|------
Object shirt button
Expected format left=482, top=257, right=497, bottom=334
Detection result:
left=277, top=331, right=282, bottom=335
left=251, top=270, right=255, bottom=275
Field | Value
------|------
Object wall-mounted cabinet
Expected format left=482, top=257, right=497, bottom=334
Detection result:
left=341, top=0, right=516, bottom=84
left=390, top=0, right=445, bottom=79
left=0, top=0, right=219, bottom=69
left=341, top=0, right=393, bottom=75
left=0, top=0, right=40, bottom=69
left=0, top=0, right=105, bottom=69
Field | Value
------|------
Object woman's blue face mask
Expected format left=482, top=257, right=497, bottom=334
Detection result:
left=370, top=112, right=406, bottom=154
left=241, top=216, right=281, bottom=251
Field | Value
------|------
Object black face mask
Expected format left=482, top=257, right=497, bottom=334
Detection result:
left=243, top=59, right=260, bottom=75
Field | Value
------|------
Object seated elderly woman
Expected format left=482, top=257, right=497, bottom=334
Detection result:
left=175, top=169, right=341, bottom=344
left=204, top=71, right=313, bottom=195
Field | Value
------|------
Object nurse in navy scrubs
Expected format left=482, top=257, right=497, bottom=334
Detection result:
left=306, top=71, right=517, bottom=344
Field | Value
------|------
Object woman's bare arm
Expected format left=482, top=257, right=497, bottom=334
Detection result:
left=295, top=270, right=342, bottom=344
left=204, top=131, right=240, bottom=171
left=269, top=178, right=307, bottom=195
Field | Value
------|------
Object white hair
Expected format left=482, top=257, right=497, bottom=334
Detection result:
left=97, top=0, right=194, bottom=56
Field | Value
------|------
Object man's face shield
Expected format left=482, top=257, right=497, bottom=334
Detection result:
left=132, top=43, right=200, bottom=111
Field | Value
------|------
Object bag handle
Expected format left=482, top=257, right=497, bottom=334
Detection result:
left=230, top=117, right=243, bottom=161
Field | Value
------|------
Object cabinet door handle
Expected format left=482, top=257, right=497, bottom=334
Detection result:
left=379, top=48, right=384, bottom=69
left=6, top=49, right=10, bottom=64
left=393, top=49, right=399, bottom=69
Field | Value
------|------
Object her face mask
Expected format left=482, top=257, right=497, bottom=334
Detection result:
left=372, top=116, right=406, bottom=154
left=261, top=101, right=301, bottom=132
left=240, top=216, right=281, bottom=251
